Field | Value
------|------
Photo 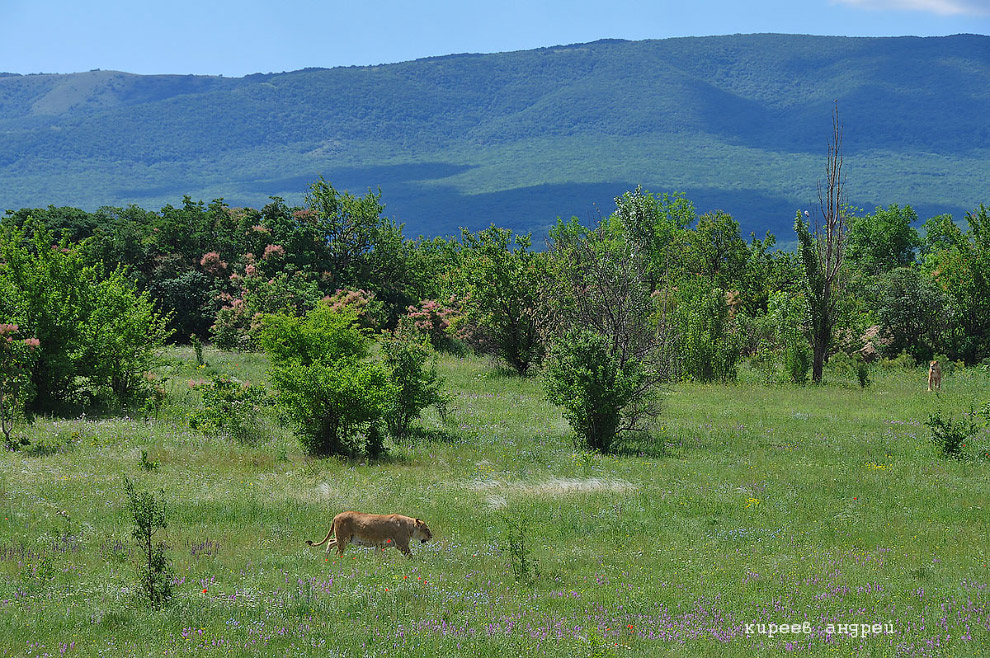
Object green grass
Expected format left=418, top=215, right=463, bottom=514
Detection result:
left=1, top=348, right=989, bottom=656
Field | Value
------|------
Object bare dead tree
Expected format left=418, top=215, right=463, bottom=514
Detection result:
left=795, top=102, right=848, bottom=383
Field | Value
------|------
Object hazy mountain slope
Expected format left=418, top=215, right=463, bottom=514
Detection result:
left=1, top=34, right=987, bottom=238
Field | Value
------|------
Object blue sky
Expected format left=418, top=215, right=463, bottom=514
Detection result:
left=2, top=0, right=988, bottom=76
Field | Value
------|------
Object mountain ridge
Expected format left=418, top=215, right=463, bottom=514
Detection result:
left=2, top=34, right=987, bottom=238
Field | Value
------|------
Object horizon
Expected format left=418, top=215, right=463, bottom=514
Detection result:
left=2, top=0, right=989, bottom=77
left=2, top=32, right=988, bottom=79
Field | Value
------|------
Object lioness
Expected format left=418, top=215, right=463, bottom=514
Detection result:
left=306, top=511, right=432, bottom=558
left=927, top=360, right=942, bottom=392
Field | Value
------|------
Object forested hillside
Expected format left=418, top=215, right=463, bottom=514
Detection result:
left=2, top=34, right=988, bottom=237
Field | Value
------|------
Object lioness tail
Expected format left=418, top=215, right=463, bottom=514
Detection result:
left=305, top=520, right=335, bottom=548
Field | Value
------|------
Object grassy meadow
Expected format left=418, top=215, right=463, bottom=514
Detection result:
left=1, top=347, right=989, bottom=657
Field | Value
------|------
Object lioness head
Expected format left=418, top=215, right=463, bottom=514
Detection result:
left=413, top=518, right=433, bottom=544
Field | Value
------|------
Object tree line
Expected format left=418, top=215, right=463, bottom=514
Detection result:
left=2, top=175, right=988, bottom=453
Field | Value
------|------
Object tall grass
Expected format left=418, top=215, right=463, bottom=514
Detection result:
left=0, top=348, right=988, bottom=656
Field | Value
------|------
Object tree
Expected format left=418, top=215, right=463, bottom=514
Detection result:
left=922, top=205, right=990, bottom=362
left=458, top=226, right=547, bottom=374
left=545, top=214, right=673, bottom=452
left=0, top=219, right=172, bottom=409
left=846, top=204, right=920, bottom=276
left=874, top=267, right=951, bottom=362
left=0, top=324, right=39, bottom=450
left=795, top=103, right=849, bottom=383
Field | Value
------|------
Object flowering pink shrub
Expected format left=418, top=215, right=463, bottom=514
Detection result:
left=262, top=244, right=285, bottom=261
left=199, top=252, right=228, bottom=276
left=402, top=297, right=485, bottom=351
left=322, top=289, right=385, bottom=330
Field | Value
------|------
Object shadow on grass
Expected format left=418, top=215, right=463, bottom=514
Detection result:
left=394, top=425, right=465, bottom=446
left=608, top=431, right=669, bottom=459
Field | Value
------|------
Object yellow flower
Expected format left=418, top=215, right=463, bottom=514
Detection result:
left=745, top=497, right=760, bottom=508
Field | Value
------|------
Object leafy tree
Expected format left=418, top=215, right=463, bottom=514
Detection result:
left=688, top=210, right=749, bottom=289
left=671, top=277, right=740, bottom=383
left=458, top=225, right=547, bottom=374
left=80, top=275, right=171, bottom=403
left=874, top=267, right=952, bottom=362
left=381, top=328, right=447, bottom=440
left=610, top=187, right=696, bottom=289
left=0, top=324, right=39, bottom=450
left=304, top=178, right=416, bottom=324
left=260, top=303, right=394, bottom=457
left=922, top=205, right=990, bottom=362
left=0, top=219, right=171, bottom=409
left=846, top=204, right=920, bottom=276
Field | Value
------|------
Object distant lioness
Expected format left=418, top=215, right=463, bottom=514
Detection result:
left=306, top=511, right=432, bottom=558
left=927, top=360, right=942, bottom=392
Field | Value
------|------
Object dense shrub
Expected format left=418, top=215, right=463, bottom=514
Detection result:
left=0, top=220, right=171, bottom=410
left=544, top=329, right=646, bottom=454
left=188, top=375, right=267, bottom=444
left=672, top=278, right=740, bottom=383
left=458, top=227, right=546, bottom=374
left=0, top=324, right=40, bottom=450
left=381, top=329, right=448, bottom=439
left=260, top=303, right=395, bottom=458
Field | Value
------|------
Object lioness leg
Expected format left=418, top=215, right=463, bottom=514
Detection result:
left=396, top=540, right=413, bottom=557
left=335, top=533, right=350, bottom=557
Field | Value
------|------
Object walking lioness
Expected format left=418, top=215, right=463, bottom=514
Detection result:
left=306, top=511, right=432, bottom=557
left=927, top=360, right=942, bottom=392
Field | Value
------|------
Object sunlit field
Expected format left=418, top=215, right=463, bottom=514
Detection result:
left=1, top=347, right=988, bottom=657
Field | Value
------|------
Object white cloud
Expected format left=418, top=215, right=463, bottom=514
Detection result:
left=833, top=0, right=990, bottom=15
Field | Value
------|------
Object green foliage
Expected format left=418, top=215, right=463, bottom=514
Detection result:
left=846, top=204, right=920, bottom=276
left=503, top=514, right=540, bottom=584
left=188, top=375, right=267, bottom=444
left=458, top=226, right=546, bottom=374
left=0, top=219, right=172, bottom=409
left=828, top=352, right=871, bottom=388
left=381, top=329, right=448, bottom=440
left=672, top=278, right=740, bottom=383
left=873, top=267, right=952, bottom=362
left=0, top=324, right=39, bottom=450
left=122, top=477, right=174, bottom=609
left=921, top=205, right=990, bottom=364
left=189, top=333, right=206, bottom=366
left=544, top=329, right=643, bottom=454
left=609, top=187, right=696, bottom=288
left=260, top=303, right=395, bottom=458
left=138, top=449, right=159, bottom=471
left=211, top=270, right=322, bottom=351
left=926, top=407, right=978, bottom=459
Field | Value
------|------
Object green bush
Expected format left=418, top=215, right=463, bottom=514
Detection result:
left=926, top=407, right=978, bottom=459
left=673, top=278, right=740, bottom=383
left=189, top=375, right=267, bottom=444
left=381, top=329, right=448, bottom=440
left=544, top=329, right=644, bottom=454
left=0, top=324, right=39, bottom=450
left=260, top=303, right=395, bottom=458
left=0, top=219, right=171, bottom=410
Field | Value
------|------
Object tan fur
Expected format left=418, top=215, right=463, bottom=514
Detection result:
left=306, top=511, right=432, bottom=558
left=927, top=360, right=942, bottom=391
